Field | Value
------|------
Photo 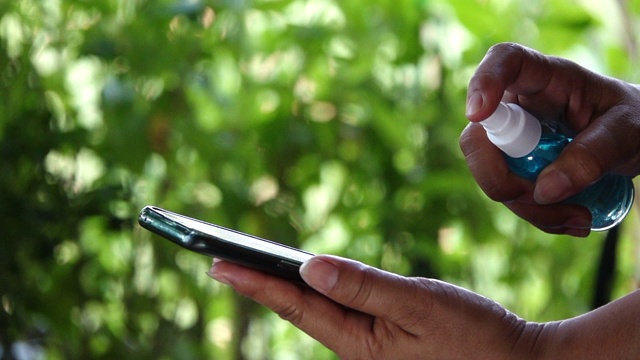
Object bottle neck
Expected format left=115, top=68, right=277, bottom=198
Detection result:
left=481, top=103, right=542, bottom=158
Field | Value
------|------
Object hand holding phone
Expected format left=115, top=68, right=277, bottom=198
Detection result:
left=138, top=206, right=314, bottom=283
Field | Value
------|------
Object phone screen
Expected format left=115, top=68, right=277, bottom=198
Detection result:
left=138, top=206, right=314, bottom=283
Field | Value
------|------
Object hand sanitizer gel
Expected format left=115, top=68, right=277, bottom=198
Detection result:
left=480, top=102, right=634, bottom=231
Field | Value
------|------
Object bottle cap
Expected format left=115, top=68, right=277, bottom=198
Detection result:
left=480, top=102, right=542, bottom=158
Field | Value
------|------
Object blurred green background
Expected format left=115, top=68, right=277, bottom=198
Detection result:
left=1, top=0, right=639, bottom=358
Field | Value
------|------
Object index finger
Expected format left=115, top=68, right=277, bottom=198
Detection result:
left=459, top=122, right=534, bottom=203
left=208, top=259, right=373, bottom=352
left=466, top=43, right=554, bottom=122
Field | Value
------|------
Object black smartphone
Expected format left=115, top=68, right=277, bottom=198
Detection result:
left=138, top=206, right=314, bottom=283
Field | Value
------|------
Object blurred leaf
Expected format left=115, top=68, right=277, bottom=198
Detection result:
left=1, top=0, right=639, bottom=358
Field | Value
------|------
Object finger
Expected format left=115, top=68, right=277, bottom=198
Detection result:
left=504, top=201, right=592, bottom=237
left=300, top=255, right=433, bottom=335
left=535, top=103, right=640, bottom=203
left=459, top=123, right=533, bottom=203
left=460, top=122, right=593, bottom=236
left=466, top=43, right=553, bottom=121
left=208, top=259, right=373, bottom=352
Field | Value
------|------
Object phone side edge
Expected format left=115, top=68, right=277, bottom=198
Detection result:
left=138, top=206, right=193, bottom=248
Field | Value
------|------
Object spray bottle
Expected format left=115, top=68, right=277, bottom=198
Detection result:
left=480, top=102, right=634, bottom=231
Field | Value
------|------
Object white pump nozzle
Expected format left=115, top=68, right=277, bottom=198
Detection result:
left=480, top=102, right=542, bottom=158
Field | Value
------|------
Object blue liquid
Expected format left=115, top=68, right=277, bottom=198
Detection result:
left=505, top=133, right=635, bottom=231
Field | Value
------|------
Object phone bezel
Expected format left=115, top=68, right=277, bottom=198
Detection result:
left=138, top=206, right=314, bottom=283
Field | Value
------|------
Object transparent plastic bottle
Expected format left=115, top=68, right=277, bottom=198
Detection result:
left=480, top=102, right=634, bottom=231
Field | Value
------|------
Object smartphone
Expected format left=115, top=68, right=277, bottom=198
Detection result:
left=137, top=206, right=314, bottom=283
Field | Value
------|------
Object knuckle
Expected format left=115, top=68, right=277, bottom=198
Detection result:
left=477, top=166, right=525, bottom=203
left=274, top=301, right=305, bottom=326
left=460, top=127, right=525, bottom=203
left=567, top=141, right=606, bottom=184
left=481, top=175, right=514, bottom=202
left=345, top=265, right=377, bottom=309
left=458, top=123, right=478, bottom=152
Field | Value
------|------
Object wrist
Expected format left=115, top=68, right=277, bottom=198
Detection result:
left=505, top=320, right=560, bottom=360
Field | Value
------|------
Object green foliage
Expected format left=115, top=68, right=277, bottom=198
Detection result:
left=1, top=0, right=639, bottom=358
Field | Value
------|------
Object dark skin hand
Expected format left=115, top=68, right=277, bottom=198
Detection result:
left=461, top=42, right=640, bottom=236
left=210, top=255, right=640, bottom=359
left=206, top=43, right=640, bottom=359
left=209, top=256, right=547, bottom=359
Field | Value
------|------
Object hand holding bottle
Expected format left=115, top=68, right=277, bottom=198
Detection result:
left=479, top=102, right=634, bottom=231
left=461, top=42, right=640, bottom=236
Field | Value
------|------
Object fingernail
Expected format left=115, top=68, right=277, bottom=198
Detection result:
left=300, top=258, right=338, bottom=293
left=466, top=92, right=484, bottom=117
left=534, top=169, right=573, bottom=204
left=207, top=265, right=231, bottom=286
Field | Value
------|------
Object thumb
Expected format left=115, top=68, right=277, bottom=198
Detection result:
left=300, top=255, right=425, bottom=331
left=534, top=115, right=634, bottom=204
